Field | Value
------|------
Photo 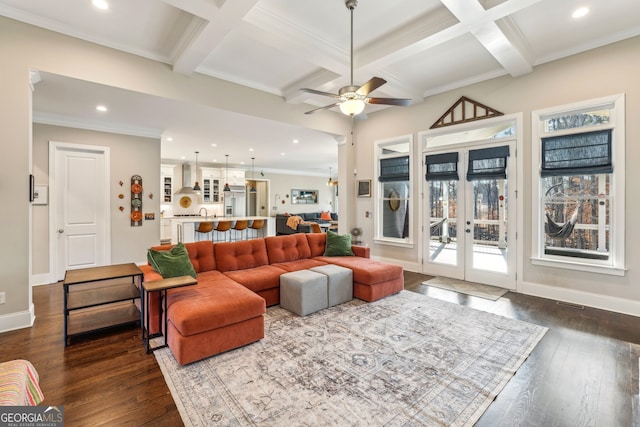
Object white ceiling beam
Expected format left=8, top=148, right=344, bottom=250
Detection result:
left=167, top=0, right=260, bottom=75
left=439, top=0, right=533, bottom=76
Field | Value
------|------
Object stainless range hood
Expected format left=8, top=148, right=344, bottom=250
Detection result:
left=175, top=164, right=200, bottom=195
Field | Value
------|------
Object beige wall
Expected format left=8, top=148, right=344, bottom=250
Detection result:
left=0, top=15, right=351, bottom=331
left=32, top=124, right=161, bottom=279
left=1, top=14, right=639, bottom=330
left=346, top=35, right=640, bottom=309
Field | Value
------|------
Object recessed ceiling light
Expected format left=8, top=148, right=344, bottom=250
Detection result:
left=249, top=148, right=254, bottom=152
left=180, top=156, right=186, bottom=160
left=96, top=105, right=107, bottom=112
left=572, top=7, right=590, bottom=19
left=92, top=0, right=109, bottom=11
left=211, top=143, right=217, bottom=147
left=166, top=137, right=173, bottom=142
left=281, top=152, right=285, bottom=156
left=293, top=139, right=299, bottom=144
left=240, top=161, right=245, bottom=165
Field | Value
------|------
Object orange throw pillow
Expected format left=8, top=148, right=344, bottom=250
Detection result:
left=320, top=211, right=332, bottom=220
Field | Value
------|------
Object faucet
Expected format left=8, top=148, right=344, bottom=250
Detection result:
left=199, top=207, right=208, bottom=218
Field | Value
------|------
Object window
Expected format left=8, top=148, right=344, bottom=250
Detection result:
left=531, top=94, right=625, bottom=275
left=375, top=135, right=413, bottom=245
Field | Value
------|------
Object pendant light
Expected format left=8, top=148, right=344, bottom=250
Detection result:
left=223, top=154, right=231, bottom=192
left=250, top=157, right=257, bottom=193
left=192, top=151, right=201, bottom=192
left=327, top=167, right=334, bottom=186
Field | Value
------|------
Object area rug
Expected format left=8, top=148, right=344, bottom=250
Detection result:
left=422, top=277, right=508, bottom=300
left=155, top=290, right=547, bottom=427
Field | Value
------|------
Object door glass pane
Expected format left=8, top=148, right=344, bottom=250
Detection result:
left=428, top=180, right=457, bottom=265
left=471, top=179, right=508, bottom=273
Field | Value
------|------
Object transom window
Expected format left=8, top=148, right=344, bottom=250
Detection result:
left=531, top=94, right=625, bottom=275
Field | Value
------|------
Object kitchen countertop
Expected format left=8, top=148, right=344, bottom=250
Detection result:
left=162, top=216, right=272, bottom=223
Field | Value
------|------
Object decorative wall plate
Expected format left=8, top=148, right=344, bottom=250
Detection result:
left=388, top=189, right=401, bottom=211
left=179, top=196, right=192, bottom=208
left=131, top=175, right=143, bottom=227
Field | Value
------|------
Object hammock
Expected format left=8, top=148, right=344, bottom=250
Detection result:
left=430, top=217, right=447, bottom=233
left=545, top=203, right=580, bottom=240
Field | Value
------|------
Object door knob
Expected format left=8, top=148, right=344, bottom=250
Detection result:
left=58, top=229, right=64, bottom=234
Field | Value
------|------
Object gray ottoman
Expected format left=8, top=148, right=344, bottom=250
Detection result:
left=310, top=264, right=353, bottom=307
left=280, top=270, right=328, bottom=316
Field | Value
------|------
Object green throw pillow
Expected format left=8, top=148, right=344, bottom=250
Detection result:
left=147, top=243, right=197, bottom=279
left=324, top=230, right=354, bottom=257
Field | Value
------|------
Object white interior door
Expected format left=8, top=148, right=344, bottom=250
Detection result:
left=52, top=143, right=110, bottom=280
left=423, top=141, right=516, bottom=289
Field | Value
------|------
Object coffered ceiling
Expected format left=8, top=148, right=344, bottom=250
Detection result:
left=2, top=0, right=639, bottom=173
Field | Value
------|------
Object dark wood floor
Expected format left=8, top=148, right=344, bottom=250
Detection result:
left=2, top=272, right=639, bottom=426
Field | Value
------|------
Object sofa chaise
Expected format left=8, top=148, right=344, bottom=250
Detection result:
left=141, top=233, right=403, bottom=364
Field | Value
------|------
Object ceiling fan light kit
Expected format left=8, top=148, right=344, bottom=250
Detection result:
left=301, top=0, right=411, bottom=116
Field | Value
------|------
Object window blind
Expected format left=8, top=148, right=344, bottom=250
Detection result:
left=466, top=145, right=510, bottom=181
left=425, top=152, right=459, bottom=181
left=379, top=156, right=409, bottom=182
left=541, top=129, right=612, bottom=177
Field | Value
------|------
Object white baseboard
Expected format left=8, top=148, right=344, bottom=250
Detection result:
left=519, top=280, right=640, bottom=318
left=0, top=304, right=35, bottom=333
left=375, top=255, right=640, bottom=318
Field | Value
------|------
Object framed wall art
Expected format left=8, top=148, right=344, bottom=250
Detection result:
left=357, top=179, right=371, bottom=197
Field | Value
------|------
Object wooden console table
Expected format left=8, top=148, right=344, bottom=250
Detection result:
left=63, top=263, right=143, bottom=346
left=141, top=275, right=198, bottom=353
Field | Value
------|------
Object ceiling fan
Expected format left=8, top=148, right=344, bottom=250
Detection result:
left=301, top=0, right=411, bottom=117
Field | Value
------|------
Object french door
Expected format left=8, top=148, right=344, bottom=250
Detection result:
left=422, top=141, right=516, bottom=289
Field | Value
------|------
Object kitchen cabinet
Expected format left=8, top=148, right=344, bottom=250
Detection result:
left=227, top=169, right=245, bottom=186
left=201, top=167, right=221, bottom=204
left=160, top=219, right=172, bottom=242
left=161, top=165, right=175, bottom=203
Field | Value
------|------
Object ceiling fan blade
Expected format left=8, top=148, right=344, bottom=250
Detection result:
left=356, top=77, right=387, bottom=96
left=304, top=103, right=342, bottom=115
left=365, top=97, right=412, bottom=106
left=300, top=88, right=340, bottom=98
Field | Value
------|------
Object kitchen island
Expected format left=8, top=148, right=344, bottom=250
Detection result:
left=164, top=216, right=274, bottom=243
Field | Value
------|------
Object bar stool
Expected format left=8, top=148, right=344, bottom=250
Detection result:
left=195, top=222, right=214, bottom=241
left=214, top=220, right=232, bottom=242
left=231, top=220, right=249, bottom=241
left=249, top=219, right=265, bottom=239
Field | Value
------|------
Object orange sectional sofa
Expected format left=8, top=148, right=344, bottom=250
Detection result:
left=140, top=233, right=403, bottom=364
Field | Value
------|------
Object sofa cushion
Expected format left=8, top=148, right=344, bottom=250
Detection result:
left=265, top=234, right=312, bottom=263
left=314, top=256, right=403, bottom=285
left=324, top=230, right=354, bottom=257
left=320, top=211, right=332, bottom=220
left=167, top=279, right=265, bottom=337
left=271, top=258, right=327, bottom=272
left=215, top=239, right=269, bottom=272
left=149, top=241, right=216, bottom=273
left=147, top=243, right=197, bottom=279
left=223, top=265, right=287, bottom=293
